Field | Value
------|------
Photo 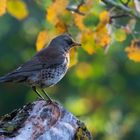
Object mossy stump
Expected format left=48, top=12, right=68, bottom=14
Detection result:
left=0, top=99, right=92, bottom=140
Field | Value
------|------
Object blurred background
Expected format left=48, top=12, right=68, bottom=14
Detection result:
left=0, top=0, right=140, bottom=140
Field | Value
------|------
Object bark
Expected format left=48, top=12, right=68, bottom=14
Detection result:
left=0, top=99, right=92, bottom=140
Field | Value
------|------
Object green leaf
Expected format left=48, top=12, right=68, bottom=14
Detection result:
left=83, top=14, right=99, bottom=28
left=114, top=28, right=126, bottom=42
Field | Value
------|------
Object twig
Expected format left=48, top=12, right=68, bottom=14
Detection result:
left=111, top=14, right=129, bottom=19
left=101, top=0, right=140, bottom=19
left=66, top=0, right=85, bottom=15
left=66, top=8, right=85, bottom=15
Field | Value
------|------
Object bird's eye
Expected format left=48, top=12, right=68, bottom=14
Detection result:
left=65, top=38, right=73, bottom=45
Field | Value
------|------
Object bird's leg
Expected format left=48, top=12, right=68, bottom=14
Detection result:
left=32, top=86, right=44, bottom=100
left=41, top=89, right=53, bottom=102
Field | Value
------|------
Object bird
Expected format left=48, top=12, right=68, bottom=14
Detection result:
left=0, top=34, right=81, bottom=102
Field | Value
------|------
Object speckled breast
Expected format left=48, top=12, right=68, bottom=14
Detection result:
left=41, top=53, right=70, bottom=88
left=40, top=63, right=68, bottom=87
left=27, top=54, right=70, bottom=88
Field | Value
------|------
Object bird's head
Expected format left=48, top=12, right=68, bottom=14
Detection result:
left=49, top=34, right=81, bottom=53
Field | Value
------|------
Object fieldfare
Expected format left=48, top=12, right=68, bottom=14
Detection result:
left=0, top=34, right=81, bottom=102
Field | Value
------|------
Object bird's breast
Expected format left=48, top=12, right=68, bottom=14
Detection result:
left=39, top=54, right=69, bottom=88
left=41, top=63, right=68, bottom=87
left=28, top=54, right=70, bottom=88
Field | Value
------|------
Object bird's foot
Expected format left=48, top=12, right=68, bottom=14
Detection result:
left=41, top=89, right=53, bottom=103
left=32, top=86, right=45, bottom=100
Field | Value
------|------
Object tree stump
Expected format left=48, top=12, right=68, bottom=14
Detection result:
left=0, top=99, right=92, bottom=140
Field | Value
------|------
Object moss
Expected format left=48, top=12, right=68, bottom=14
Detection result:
left=75, top=120, right=92, bottom=140
left=0, top=103, right=32, bottom=137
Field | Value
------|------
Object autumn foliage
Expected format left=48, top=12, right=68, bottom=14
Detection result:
left=1, top=0, right=140, bottom=139
left=0, top=0, right=140, bottom=63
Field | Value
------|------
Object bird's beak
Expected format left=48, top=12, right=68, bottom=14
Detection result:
left=72, top=41, right=81, bottom=47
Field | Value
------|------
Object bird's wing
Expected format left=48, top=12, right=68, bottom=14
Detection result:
left=10, top=55, right=65, bottom=75
left=0, top=55, right=65, bottom=83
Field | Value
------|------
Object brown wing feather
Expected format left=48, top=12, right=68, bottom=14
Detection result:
left=0, top=46, right=66, bottom=83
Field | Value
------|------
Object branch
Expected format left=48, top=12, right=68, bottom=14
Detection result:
left=66, top=0, right=85, bottom=15
left=102, top=0, right=140, bottom=19
left=0, top=100, right=92, bottom=140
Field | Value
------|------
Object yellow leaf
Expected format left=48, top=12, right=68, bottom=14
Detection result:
left=74, top=14, right=86, bottom=30
left=128, top=0, right=135, bottom=8
left=0, top=0, right=7, bottom=16
left=75, top=62, right=93, bottom=79
left=55, top=19, right=68, bottom=34
left=69, top=47, right=78, bottom=67
left=99, top=10, right=110, bottom=24
left=7, top=0, right=28, bottom=20
left=81, top=28, right=111, bottom=52
left=79, top=5, right=89, bottom=13
left=81, top=31, right=96, bottom=54
left=95, top=11, right=110, bottom=34
left=125, top=40, right=140, bottom=62
left=47, top=0, right=68, bottom=24
left=83, top=42, right=96, bottom=54
left=99, top=35, right=111, bottom=47
left=36, top=30, right=48, bottom=52
left=79, top=0, right=93, bottom=13
left=114, top=28, right=126, bottom=42
left=95, top=27, right=111, bottom=47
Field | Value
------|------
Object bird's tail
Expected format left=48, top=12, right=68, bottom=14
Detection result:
left=0, top=75, right=12, bottom=83
left=0, top=73, right=27, bottom=83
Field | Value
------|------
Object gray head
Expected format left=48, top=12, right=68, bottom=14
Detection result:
left=48, top=34, right=81, bottom=53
